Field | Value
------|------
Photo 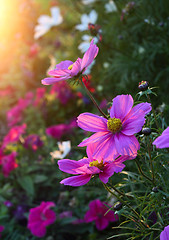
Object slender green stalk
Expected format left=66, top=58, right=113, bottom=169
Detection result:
left=135, top=158, right=153, bottom=183
left=80, top=79, right=108, bottom=119
left=147, top=137, right=155, bottom=185
left=147, top=94, right=159, bottom=129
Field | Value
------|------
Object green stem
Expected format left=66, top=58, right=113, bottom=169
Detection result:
left=147, top=137, right=155, bottom=185
left=80, top=79, right=108, bottom=119
left=135, top=158, right=153, bottom=183
left=147, top=94, right=159, bottom=129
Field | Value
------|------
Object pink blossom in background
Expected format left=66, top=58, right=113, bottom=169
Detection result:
left=50, top=81, right=73, bottom=105
left=7, top=92, right=33, bottom=127
left=0, top=225, right=4, bottom=237
left=23, top=134, right=43, bottom=151
left=2, top=124, right=27, bottom=149
left=160, top=225, right=169, bottom=240
left=0, top=152, right=18, bottom=177
left=34, top=87, right=46, bottom=106
left=58, top=143, right=129, bottom=187
left=85, top=199, right=118, bottom=230
left=28, top=201, right=56, bottom=238
left=46, top=120, right=76, bottom=140
left=78, top=94, right=151, bottom=161
left=42, top=39, right=99, bottom=85
left=59, top=211, right=72, bottom=219
left=153, top=127, right=169, bottom=149
left=28, top=43, right=40, bottom=58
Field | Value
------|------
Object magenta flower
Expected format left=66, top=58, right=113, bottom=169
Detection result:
left=23, top=134, right=43, bottom=151
left=78, top=94, right=151, bottom=161
left=0, top=225, right=4, bottom=237
left=160, top=225, right=169, bottom=240
left=34, top=87, right=46, bottom=106
left=58, top=143, right=129, bottom=186
left=85, top=199, right=118, bottom=231
left=50, top=81, right=74, bottom=105
left=42, top=39, right=98, bottom=85
left=27, top=201, right=56, bottom=238
left=153, top=127, right=169, bottom=149
left=2, top=124, right=27, bottom=149
left=0, top=152, right=18, bottom=177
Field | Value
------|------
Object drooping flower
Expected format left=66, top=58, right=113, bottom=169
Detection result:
left=27, top=201, right=56, bottom=238
left=160, top=225, right=169, bottom=240
left=75, top=10, right=98, bottom=31
left=34, top=7, right=63, bottom=39
left=2, top=124, right=27, bottom=149
left=50, top=141, right=71, bottom=159
left=41, top=39, right=98, bottom=85
left=78, top=94, right=151, bottom=161
left=85, top=199, right=118, bottom=230
left=153, top=127, right=169, bottom=149
left=0, top=152, right=18, bottom=177
left=58, top=143, right=129, bottom=187
left=23, top=134, right=43, bottom=151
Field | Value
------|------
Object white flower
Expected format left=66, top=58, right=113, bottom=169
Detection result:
left=75, top=10, right=98, bottom=31
left=78, top=35, right=98, bottom=53
left=82, top=0, right=96, bottom=5
left=34, top=6, right=63, bottom=39
left=50, top=141, right=71, bottom=159
left=105, top=1, right=117, bottom=13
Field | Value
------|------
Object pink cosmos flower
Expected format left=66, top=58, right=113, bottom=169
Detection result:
left=41, top=39, right=99, bottom=85
left=0, top=152, right=18, bottom=177
left=153, top=127, right=169, bottom=149
left=85, top=199, right=118, bottom=231
left=58, top=143, right=129, bottom=186
left=23, top=134, right=43, bottom=151
left=160, top=225, right=169, bottom=240
left=28, top=201, right=56, bottom=238
left=2, top=124, right=27, bottom=149
left=78, top=94, right=152, bottom=161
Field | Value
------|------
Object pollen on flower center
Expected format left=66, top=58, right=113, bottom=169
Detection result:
left=89, top=160, right=104, bottom=170
left=107, top=117, right=122, bottom=133
left=68, top=64, right=73, bottom=70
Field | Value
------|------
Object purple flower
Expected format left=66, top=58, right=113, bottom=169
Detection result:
left=28, top=201, right=56, bottom=238
left=58, top=143, right=129, bottom=187
left=42, top=39, right=98, bottom=85
left=23, top=134, right=43, bottom=151
left=153, top=127, right=169, bottom=149
left=160, top=225, right=169, bottom=240
left=78, top=94, right=151, bottom=161
left=85, top=199, right=118, bottom=231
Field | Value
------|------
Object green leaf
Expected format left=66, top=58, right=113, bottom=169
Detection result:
left=17, top=176, right=34, bottom=197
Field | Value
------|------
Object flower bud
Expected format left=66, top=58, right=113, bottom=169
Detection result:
left=142, top=127, right=151, bottom=136
left=138, top=81, right=149, bottom=91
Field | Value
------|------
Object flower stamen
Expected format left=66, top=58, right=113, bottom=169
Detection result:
left=68, top=64, right=73, bottom=70
left=107, top=117, right=122, bottom=133
left=89, top=160, right=104, bottom=170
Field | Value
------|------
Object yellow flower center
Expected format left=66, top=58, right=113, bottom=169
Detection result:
left=89, top=160, right=104, bottom=170
left=68, top=64, right=73, bottom=70
left=107, top=117, right=122, bottom=133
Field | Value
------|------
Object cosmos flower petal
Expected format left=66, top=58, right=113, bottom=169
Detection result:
left=71, top=58, right=82, bottom=76
left=121, top=110, right=145, bottom=135
left=110, top=94, right=133, bottom=121
left=92, top=135, right=119, bottom=161
left=77, top=113, right=107, bottom=132
left=54, top=60, right=73, bottom=70
left=153, top=127, right=169, bottom=148
left=81, top=39, right=99, bottom=71
left=60, top=174, right=91, bottom=186
left=160, top=225, right=169, bottom=240
left=114, top=133, right=140, bottom=156
left=78, top=132, right=111, bottom=147
left=58, top=159, right=85, bottom=174
left=42, top=76, right=71, bottom=85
